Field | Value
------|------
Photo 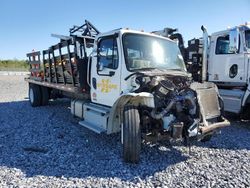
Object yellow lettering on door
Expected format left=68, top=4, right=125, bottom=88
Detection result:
left=97, top=79, right=117, bottom=93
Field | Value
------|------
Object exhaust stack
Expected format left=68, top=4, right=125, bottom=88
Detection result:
left=201, top=25, right=208, bottom=82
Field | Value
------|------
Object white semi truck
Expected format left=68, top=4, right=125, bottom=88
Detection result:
left=26, top=20, right=229, bottom=163
left=201, top=23, right=250, bottom=117
left=156, top=23, right=250, bottom=117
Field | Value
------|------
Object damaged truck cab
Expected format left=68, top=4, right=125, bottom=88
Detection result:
left=83, top=29, right=229, bottom=163
left=26, top=22, right=229, bottom=163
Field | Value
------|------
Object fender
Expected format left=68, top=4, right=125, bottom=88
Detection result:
left=242, top=85, right=250, bottom=107
left=107, top=92, right=154, bottom=134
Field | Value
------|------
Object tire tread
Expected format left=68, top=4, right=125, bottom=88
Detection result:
left=29, top=84, right=42, bottom=107
left=123, top=105, right=141, bottom=163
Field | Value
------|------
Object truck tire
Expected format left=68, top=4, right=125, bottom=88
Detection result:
left=41, top=86, right=49, bottom=106
left=29, top=84, right=42, bottom=107
left=123, top=105, right=141, bottom=163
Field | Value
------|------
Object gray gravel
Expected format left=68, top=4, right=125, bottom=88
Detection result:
left=0, top=75, right=249, bottom=188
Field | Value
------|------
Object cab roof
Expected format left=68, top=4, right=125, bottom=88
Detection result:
left=211, top=23, right=250, bottom=36
left=96, top=28, right=175, bottom=43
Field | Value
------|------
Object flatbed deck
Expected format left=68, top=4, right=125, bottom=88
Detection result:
left=26, top=20, right=99, bottom=101
left=25, top=78, right=90, bottom=99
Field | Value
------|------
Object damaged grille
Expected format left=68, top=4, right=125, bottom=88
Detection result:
left=191, top=82, right=221, bottom=119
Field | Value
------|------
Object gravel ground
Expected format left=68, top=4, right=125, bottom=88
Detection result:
left=0, top=75, right=249, bottom=188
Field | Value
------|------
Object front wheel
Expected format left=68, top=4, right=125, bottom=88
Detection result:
left=29, top=84, right=42, bottom=107
left=123, top=105, right=141, bottom=163
left=240, top=105, right=250, bottom=120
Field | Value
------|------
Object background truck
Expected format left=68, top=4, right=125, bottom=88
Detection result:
left=26, top=20, right=229, bottom=163
left=155, top=23, right=250, bottom=118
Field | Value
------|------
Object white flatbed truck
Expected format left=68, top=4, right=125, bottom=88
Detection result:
left=26, top=20, right=229, bottom=163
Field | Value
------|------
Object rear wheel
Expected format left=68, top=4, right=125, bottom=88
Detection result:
left=29, top=84, right=42, bottom=107
left=41, top=86, right=50, bottom=106
left=123, top=105, right=141, bottom=163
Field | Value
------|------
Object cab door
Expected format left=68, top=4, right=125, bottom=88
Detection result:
left=208, top=33, right=245, bottom=84
left=90, top=35, right=121, bottom=106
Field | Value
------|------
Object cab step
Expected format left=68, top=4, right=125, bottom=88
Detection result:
left=79, top=120, right=106, bottom=134
left=78, top=103, right=110, bottom=134
left=219, top=89, right=244, bottom=114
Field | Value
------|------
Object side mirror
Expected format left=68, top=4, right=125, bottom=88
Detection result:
left=229, top=28, right=239, bottom=53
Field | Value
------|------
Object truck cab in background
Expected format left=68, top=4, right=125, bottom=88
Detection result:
left=155, top=23, right=250, bottom=116
left=203, top=24, right=250, bottom=115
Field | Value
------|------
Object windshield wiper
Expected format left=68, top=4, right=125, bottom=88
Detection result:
left=124, top=72, right=145, bottom=81
left=124, top=67, right=163, bottom=80
left=137, top=67, right=159, bottom=71
left=167, top=68, right=185, bottom=71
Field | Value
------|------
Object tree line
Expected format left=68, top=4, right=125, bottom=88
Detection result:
left=0, top=59, right=29, bottom=71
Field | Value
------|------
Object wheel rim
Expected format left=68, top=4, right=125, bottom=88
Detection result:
left=29, top=88, right=34, bottom=104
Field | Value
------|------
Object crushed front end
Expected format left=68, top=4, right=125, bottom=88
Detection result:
left=189, top=82, right=230, bottom=140
left=133, top=73, right=230, bottom=143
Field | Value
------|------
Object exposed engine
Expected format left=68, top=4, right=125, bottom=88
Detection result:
left=132, top=74, right=212, bottom=141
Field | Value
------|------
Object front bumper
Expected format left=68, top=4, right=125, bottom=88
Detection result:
left=200, top=117, right=230, bottom=134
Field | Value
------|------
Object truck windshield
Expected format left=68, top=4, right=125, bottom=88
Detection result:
left=245, top=30, right=250, bottom=49
left=123, top=33, right=186, bottom=71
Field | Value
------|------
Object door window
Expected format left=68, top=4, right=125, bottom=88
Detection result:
left=215, top=35, right=240, bottom=54
left=216, top=35, right=231, bottom=54
left=98, top=38, right=118, bottom=69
